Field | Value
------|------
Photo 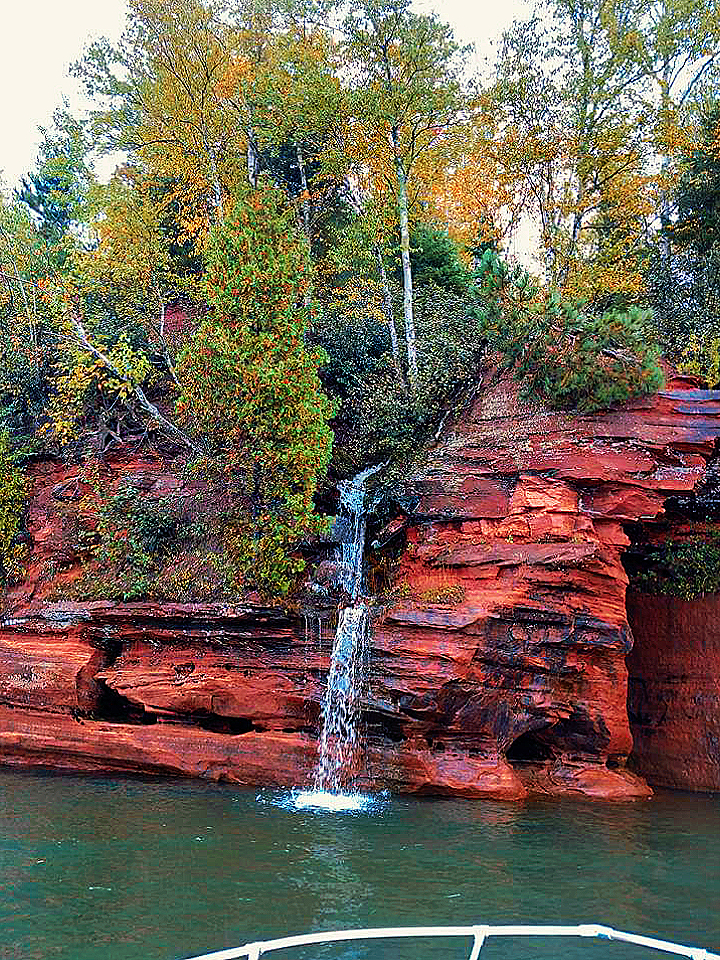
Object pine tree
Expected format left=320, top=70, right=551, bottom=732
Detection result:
left=15, top=109, right=93, bottom=246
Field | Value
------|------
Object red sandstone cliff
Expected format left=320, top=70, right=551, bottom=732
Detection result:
left=627, top=592, right=720, bottom=792
left=1, top=372, right=719, bottom=798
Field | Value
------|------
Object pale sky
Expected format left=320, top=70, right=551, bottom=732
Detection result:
left=0, top=0, right=532, bottom=191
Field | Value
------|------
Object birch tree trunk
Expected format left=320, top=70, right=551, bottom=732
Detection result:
left=658, top=61, right=673, bottom=260
left=209, top=154, right=223, bottom=221
left=151, top=278, right=181, bottom=389
left=247, top=127, right=260, bottom=188
left=374, top=245, right=402, bottom=377
left=0, top=225, right=38, bottom=364
left=202, top=131, right=224, bottom=222
left=69, top=317, right=199, bottom=453
left=392, top=131, right=418, bottom=385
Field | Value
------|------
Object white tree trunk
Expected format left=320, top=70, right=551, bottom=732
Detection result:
left=152, top=278, right=180, bottom=389
left=247, top=127, right=260, bottom=188
left=374, top=245, right=402, bottom=377
left=68, top=317, right=198, bottom=453
left=295, top=141, right=311, bottom=240
left=202, top=132, right=224, bottom=222
left=393, top=136, right=418, bottom=385
left=0, top=226, right=38, bottom=364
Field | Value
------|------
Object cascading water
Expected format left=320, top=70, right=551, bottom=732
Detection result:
left=314, top=604, right=370, bottom=793
left=336, top=467, right=376, bottom=600
left=295, top=465, right=382, bottom=809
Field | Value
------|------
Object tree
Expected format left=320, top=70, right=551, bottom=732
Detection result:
left=476, top=249, right=665, bottom=411
left=387, top=221, right=472, bottom=296
left=74, top=0, right=245, bottom=235
left=0, top=189, right=195, bottom=456
left=494, top=3, right=654, bottom=303
left=177, top=186, right=334, bottom=596
left=74, top=0, right=346, bottom=241
left=77, top=169, right=195, bottom=386
left=16, top=108, right=95, bottom=247
left=645, top=103, right=720, bottom=375
left=241, top=10, right=347, bottom=242
left=671, top=103, right=720, bottom=254
left=492, top=0, right=720, bottom=306
left=636, top=0, right=720, bottom=228
left=342, top=0, right=470, bottom=385
left=0, top=197, right=48, bottom=367
left=423, top=96, right=519, bottom=254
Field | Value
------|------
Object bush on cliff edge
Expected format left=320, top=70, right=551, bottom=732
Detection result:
left=631, top=534, right=720, bottom=600
left=0, top=430, right=29, bottom=588
left=476, top=250, right=665, bottom=412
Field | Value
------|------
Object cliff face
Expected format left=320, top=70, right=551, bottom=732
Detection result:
left=627, top=592, right=720, bottom=792
left=371, top=374, right=720, bottom=798
left=1, top=373, right=719, bottom=798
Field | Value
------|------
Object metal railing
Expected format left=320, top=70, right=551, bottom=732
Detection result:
left=180, top=924, right=720, bottom=960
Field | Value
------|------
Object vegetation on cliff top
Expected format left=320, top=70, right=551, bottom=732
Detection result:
left=1, top=0, right=719, bottom=599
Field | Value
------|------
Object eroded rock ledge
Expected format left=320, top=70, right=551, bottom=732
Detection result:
left=1, top=373, right=719, bottom=798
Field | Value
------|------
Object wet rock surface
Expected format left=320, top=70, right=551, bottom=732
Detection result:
left=1, top=373, right=719, bottom=797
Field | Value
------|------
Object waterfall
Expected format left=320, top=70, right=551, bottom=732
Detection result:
left=314, top=604, right=370, bottom=792
left=336, top=469, right=375, bottom=600
left=302, top=465, right=382, bottom=803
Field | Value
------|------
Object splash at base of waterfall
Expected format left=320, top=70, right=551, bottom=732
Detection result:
left=256, top=788, right=381, bottom=813
left=292, top=790, right=373, bottom=812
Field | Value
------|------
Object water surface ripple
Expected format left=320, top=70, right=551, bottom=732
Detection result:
left=0, top=770, right=718, bottom=960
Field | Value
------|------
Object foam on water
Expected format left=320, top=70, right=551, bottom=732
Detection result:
left=293, top=789, right=373, bottom=812
left=257, top=788, right=381, bottom=813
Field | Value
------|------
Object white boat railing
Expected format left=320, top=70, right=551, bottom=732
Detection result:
left=180, top=924, right=720, bottom=960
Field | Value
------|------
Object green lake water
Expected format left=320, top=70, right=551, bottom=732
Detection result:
left=0, top=769, right=718, bottom=960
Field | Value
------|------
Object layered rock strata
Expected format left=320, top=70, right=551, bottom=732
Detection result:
left=1, top=374, right=719, bottom=798
left=627, top=592, right=720, bottom=792
left=370, top=375, right=720, bottom=798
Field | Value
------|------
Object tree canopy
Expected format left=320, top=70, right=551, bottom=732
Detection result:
left=1, top=0, right=718, bottom=599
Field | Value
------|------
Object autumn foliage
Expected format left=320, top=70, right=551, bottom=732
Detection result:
left=1, top=0, right=719, bottom=601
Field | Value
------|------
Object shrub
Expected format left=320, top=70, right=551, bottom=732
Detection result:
left=0, top=337, right=47, bottom=449
left=388, top=223, right=473, bottom=296
left=644, top=243, right=720, bottom=372
left=678, top=334, right=720, bottom=388
left=318, top=280, right=484, bottom=471
left=631, top=534, right=720, bottom=600
left=71, top=476, right=192, bottom=601
left=0, top=430, right=29, bottom=588
left=643, top=105, right=720, bottom=373
left=154, top=549, right=231, bottom=601
left=476, top=250, right=664, bottom=412
left=311, top=280, right=396, bottom=401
